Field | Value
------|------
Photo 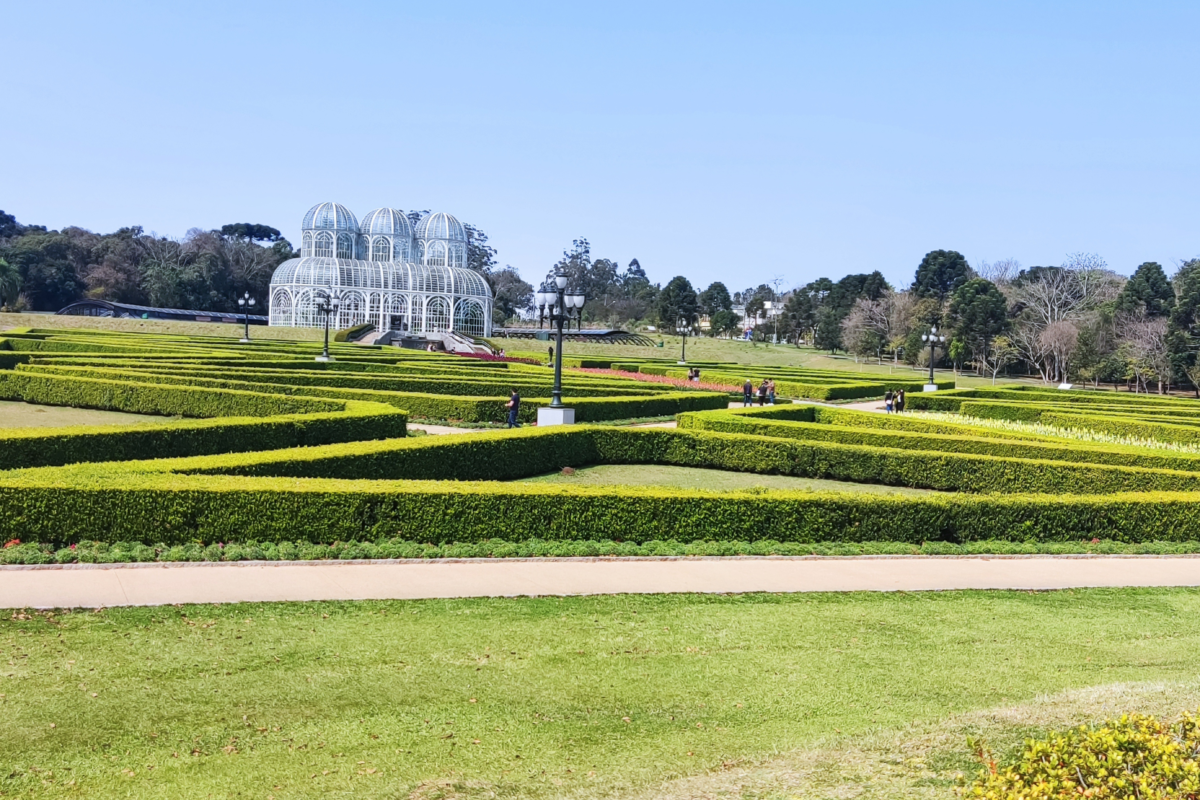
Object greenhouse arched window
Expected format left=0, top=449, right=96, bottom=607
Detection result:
left=314, top=232, right=334, bottom=259
left=336, top=233, right=354, bottom=260
left=427, top=241, right=446, bottom=267
left=372, top=237, right=391, bottom=262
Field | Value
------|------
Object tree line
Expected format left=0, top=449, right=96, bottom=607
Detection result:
left=0, top=209, right=534, bottom=320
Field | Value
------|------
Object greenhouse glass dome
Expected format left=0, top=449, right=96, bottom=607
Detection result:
left=269, top=203, right=492, bottom=337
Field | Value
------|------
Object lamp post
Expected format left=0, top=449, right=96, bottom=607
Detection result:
left=535, top=268, right=586, bottom=416
left=920, top=326, right=946, bottom=390
left=676, top=320, right=694, bottom=364
left=236, top=291, right=256, bottom=343
left=314, top=287, right=341, bottom=363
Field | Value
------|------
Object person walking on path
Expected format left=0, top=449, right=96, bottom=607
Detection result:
left=896, top=389, right=906, bottom=413
left=743, top=379, right=753, bottom=407
left=757, top=379, right=768, bottom=406
left=885, top=389, right=894, bottom=413
left=767, top=379, right=776, bottom=405
left=506, top=389, right=521, bottom=428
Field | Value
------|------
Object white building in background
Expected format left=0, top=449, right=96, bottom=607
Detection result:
left=267, top=202, right=493, bottom=337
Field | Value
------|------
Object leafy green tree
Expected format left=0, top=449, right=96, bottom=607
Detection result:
left=709, top=309, right=740, bottom=338
left=219, top=223, right=283, bottom=243
left=488, top=267, right=534, bottom=322
left=947, top=278, right=1009, bottom=370
left=1115, top=261, right=1174, bottom=318
left=698, top=281, right=732, bottom=317
left=814, top=306, right=842, bottom=352
left=912, top=249, right=972, bottom=302
left=463, top=224, right=498, bottom=276
left=1168, top=259, right=1200, bottom=393
left=0, top=258, right=21, bottom=307
left=655, top=276, right=699, bottom=327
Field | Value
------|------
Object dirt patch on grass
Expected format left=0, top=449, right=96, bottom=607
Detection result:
left=630, top=680, right=1200, bottom=800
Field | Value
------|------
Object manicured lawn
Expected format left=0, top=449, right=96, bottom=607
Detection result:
left=2, top=589, right=1199, bottom=798
left=0, top=313, right=324, bottom=341
left=518, top=463, right=935, bottom=496
left=0, top=401, right=176, bottom=429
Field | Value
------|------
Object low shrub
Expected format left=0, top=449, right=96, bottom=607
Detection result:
left=965, top=709, right=1200, bottom=799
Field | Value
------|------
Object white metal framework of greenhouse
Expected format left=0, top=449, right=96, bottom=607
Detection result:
left=268, top=203, right=493, bottom=337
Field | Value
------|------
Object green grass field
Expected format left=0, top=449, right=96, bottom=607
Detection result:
left=3, top=589, right=1200, bottom=799
left=518, top=463, right=935, bottom=495
left=0, top=401, right=175, bottom=429
left=1, top=312, right=324, bottom=341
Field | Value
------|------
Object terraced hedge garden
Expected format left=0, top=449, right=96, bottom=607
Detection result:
left=3, top=328, right=1200, bottom=560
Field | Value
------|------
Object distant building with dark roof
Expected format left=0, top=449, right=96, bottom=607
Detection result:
left=56, top=299, right=268, bottom=325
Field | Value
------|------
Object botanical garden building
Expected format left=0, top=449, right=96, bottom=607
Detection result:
left=268, top=203, right=493, bottom=337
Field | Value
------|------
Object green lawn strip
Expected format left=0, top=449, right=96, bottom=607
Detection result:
left=2, top=590, right=1200, bottom=799
left=517, top=464, right=935, bottom=495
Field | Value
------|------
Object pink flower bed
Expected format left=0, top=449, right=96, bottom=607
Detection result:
left=573, top=368, right=739, bottom=393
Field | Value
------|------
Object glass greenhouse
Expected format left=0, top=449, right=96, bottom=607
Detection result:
left=268, top=202, right=493, bottom=337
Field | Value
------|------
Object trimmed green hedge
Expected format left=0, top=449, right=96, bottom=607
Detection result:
left=0, top=371, right=342, bottom=418
left=0, top=402, right=407, bottom=469
left=116, top=426, right=1200, bottom=495
left=678, top=409, right=1200, bottom=472
left=6, top=462, right=1200, bottom=545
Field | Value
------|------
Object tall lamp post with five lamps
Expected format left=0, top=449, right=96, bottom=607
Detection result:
left=236, top=291, right=256, bottom=343
left=676, top=320, right=694, bottom=364
left=921, top=326, right=946, bottom=391
left=314, top=287, right=341, bottom=363
left=535, top=269, right=586, bottom=425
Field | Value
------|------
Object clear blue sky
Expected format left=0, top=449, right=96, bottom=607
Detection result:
left=6, top=0, right=1199, bottom=293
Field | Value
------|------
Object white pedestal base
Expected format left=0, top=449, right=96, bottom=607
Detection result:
left=240, top=338, right=251, bottom=343
left=1058, top=383, right=1074, bottom=390
left=315, top=355, right=333, bottom=363
left=537, top=407, right=576, bottom=426
left=923, top=383, right=939, bottom=392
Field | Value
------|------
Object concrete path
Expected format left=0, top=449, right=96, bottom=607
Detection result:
left=3, top=556, right=1199, bottom=609
left=407, top=423, right=494, bottom=435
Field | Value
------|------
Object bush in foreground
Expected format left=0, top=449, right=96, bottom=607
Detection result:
left=964, top=709, right=1200, bottom=798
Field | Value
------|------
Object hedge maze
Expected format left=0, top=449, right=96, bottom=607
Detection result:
left=3, top=327, right=1200, bottom=561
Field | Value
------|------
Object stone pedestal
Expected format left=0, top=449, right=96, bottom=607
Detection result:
left=537, top=407, right=575, bottom=427
left=923, top=383, right=939, bottom=392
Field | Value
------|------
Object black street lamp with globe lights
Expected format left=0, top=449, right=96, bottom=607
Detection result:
left=236, top=291, right=256, bottom=342
left=676, top=320, right=695, bottom=364
left=314, top=287, right=341, bottom=363
left=536, top=269, right=586, bottom=410
left=921, top=326, right=946, bottom=389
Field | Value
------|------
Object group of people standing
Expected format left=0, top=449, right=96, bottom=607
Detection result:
left=686, top=367, right=702, bottom=382
left=885, top=389, right=906, bottom=413
left=742, top=379, right=776, bottom=406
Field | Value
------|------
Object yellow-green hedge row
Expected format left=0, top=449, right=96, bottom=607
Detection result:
left=0, top=403, right=407, bottom=469
left=678, top=409, right=1200, bottom=472
left=5, top=430, right=1200, bottom=544
left=144, top=426, right=1200, bottom=496
left=0, top=371, right=341, bottom=418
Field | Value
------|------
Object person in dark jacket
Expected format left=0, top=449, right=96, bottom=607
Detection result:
left=896, top=389, right=906, bottom=413
left=757, top=380, right=768, bottom=406
left=506, top=389, right=521, bottom=428
left=743, top=379, right=753, bottom=407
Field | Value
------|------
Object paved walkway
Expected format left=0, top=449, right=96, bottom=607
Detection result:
left=2, top=556, right=1198, bottom=609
